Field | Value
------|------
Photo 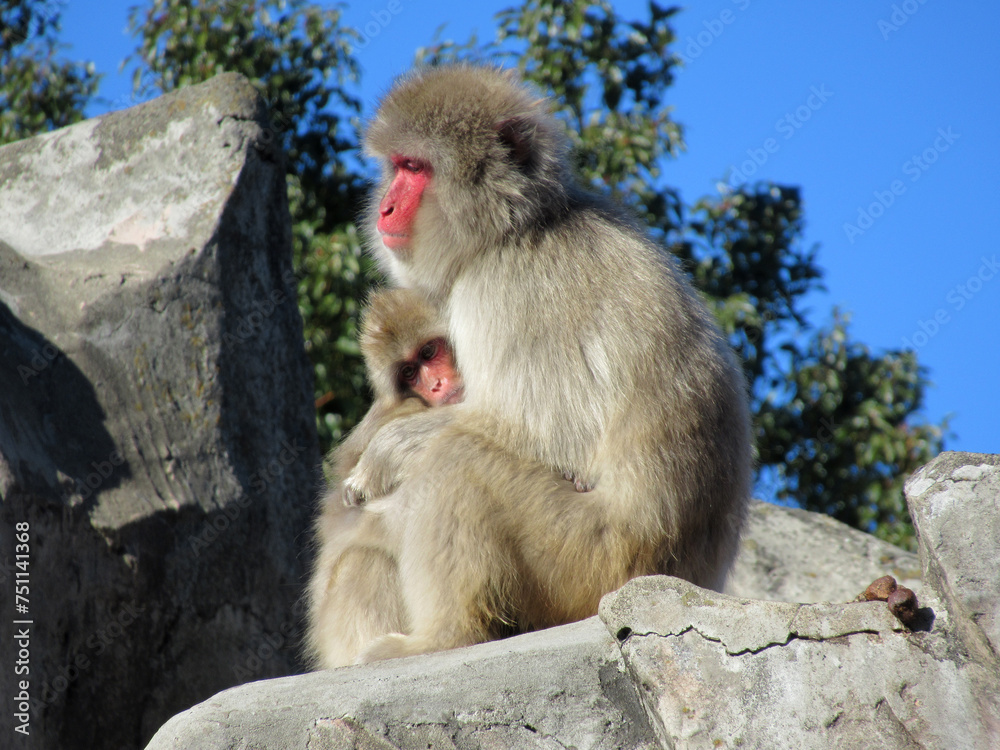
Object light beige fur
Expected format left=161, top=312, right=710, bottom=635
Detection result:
left=305, top=288, right=447, bottom=668
left=313, top=65, right=753, bottom=665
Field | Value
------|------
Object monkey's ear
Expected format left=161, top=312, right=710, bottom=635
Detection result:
left=496, top=118, right=535, bottom=168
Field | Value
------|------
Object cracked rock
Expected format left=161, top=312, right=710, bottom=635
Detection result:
left=906, top=452, right=1000, bottom=664
left=600, top=576, right=992, bottom=750
left=597, top=456, right=1000, bottom=750
left=601, top=576, right=904, bottom=656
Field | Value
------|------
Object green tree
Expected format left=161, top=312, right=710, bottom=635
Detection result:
left=0, top=0, right=100, bottom=145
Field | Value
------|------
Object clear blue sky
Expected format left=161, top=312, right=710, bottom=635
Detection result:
left=60, top=1, right=999, bottom=456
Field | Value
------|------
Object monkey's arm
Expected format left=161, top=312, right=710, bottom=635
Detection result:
left=345, top=408, right=455, bottom=503
left=332, top=397, right=428, bottom=505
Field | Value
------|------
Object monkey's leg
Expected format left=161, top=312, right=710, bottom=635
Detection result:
left=310, top=546, right=407, bottom=668
left=356, top=476, right=663, bottom=663
left=356, top=470, right=519, bottom=663
left=306, top=509, right=408, bottom=669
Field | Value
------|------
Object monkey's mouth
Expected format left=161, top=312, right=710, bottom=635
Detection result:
left=442, top=386, right=465, bottom=405
left=380, top=232, right=410, bottom=250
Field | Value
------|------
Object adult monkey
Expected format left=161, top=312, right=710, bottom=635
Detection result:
left=347, top=65, right=752, bottom=663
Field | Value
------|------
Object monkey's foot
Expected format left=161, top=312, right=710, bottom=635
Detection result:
left=355, top=633, right=427, bottom=664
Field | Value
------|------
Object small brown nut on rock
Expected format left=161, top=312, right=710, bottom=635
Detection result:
left=887, top=586, right=919, bottom=627
left=860, top=575, right=898, bottom=602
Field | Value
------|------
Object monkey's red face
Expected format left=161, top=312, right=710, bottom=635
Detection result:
left=397, top=337, right=464, bottom=407
left=378, top=156, right=432, bottom=251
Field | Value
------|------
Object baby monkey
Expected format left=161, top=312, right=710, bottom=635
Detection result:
left=361, top=288, right=463, bottom=410
left=307, top=288, right=589, bottom=667
left=337, top=287, right=594, bottom=505
left=332, top=287, right=463, bottom=506
left=307, top=287, right=458, bottom=667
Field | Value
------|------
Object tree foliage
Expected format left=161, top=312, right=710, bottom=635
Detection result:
left=756, top=313, right=943, bottom=548
left=0, top=0, right=99, bottom=146
left=4, top=0, right=944, bottom=548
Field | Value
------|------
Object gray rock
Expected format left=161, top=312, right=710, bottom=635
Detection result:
left=725, top=501, right=921, bottom=603
left=600, top=575, right=998, bottom=750
left=605, top=575, right=906, bottom=654
left=0, top=73, right=320, bottom=750
left=906, top=452, right=1000, bottom=664
left=594, top=454, right=1000, bottom=750
left=144, top=617, right=661, bottom=750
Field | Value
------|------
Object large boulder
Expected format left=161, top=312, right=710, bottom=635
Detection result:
left=905, top=452, right=1000, bottom=664
left=146, top=617, right=662, bottom=750
left=0, top=73, right=320, bottom=749
left=602, top=577, right=991, bottom=749
left=600, top=452, right=1000, bottom=750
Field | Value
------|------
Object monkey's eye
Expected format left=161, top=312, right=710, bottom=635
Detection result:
left=418, top=341, right=438, bottom=361
left=398, top=363, right=418, bottom=386
left=390, top=155, right=431, bottom=177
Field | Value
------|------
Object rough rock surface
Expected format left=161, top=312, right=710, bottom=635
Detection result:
left=602, top=577, right=989, bottom=750
left=596, top=452, right=1000, bottom=750
left=905, top=453, right=1000, bottom=664
left=0, top=73, right=320, bottom=749
left=146, top=617, right=661, bottom=750
left=725, top=500, right=921, bottom=603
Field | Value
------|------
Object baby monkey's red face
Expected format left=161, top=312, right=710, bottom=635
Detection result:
left=397, top=337, right=464, bottom=407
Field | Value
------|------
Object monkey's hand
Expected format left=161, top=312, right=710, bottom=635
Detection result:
left=563, top=471, right=595, bottom=493
left=341, top=479, right=365, bottom=507
left=347, top=409, right=454, bottom=502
